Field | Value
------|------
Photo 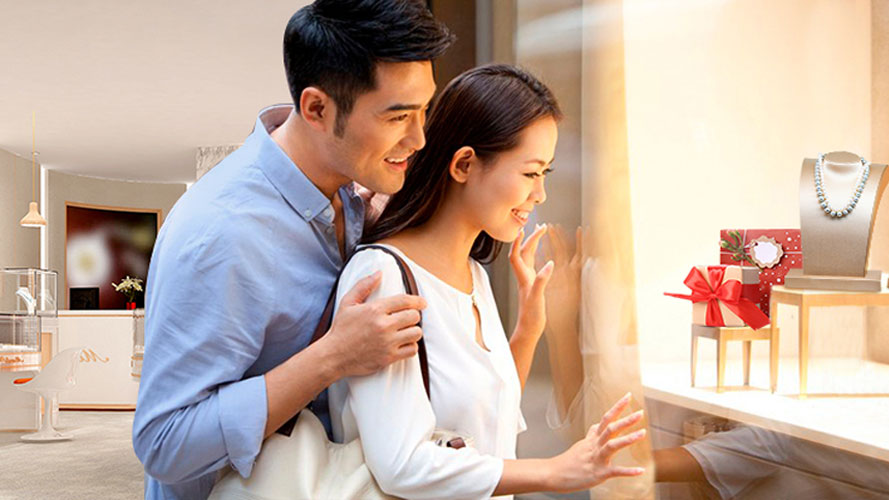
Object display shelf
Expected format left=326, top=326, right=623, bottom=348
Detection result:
left=643, top=357, right=889, bottom=462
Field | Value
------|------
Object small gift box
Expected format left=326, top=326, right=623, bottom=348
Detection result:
left=719, top=229, right=802, bottom=316
left=665, top=265, right=770, bottom=330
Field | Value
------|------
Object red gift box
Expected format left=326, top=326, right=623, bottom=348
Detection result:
left=665, top=265, right=770, bottom=330
left=719, top=229, right=802, bottom=317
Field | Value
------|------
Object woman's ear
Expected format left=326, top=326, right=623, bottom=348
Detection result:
left=448, top=146, right=477, bottom=184
left=298, top=86, right=334, bottom=132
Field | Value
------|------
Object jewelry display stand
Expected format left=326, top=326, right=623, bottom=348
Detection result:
left=786, top=151, right=889, bottom=292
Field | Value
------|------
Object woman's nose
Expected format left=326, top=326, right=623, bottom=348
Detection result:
left=532, top=178, right=547, bottom=204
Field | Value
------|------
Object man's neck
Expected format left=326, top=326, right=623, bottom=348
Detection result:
left=269, top=111, right=348, bottom=200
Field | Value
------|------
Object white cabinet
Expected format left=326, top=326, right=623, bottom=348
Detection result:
left=57, top=311, right=140, bottom=408
left=0, top=370, right=39, bottom=430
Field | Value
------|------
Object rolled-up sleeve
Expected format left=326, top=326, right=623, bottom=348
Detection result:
left=133, top=216, right=273, bottom=484
left=333, top=250, right=504, bottom=499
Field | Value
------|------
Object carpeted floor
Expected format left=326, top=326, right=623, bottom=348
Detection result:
left=0, top=411, right=143, bottom=500
left=0, top=379, right=585, bottom=500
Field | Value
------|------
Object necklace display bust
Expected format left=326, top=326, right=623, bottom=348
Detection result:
left=786, top=151, right=889, bottom=291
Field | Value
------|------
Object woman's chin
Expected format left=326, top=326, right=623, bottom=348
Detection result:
left=485, top=226, right=523, bottom=243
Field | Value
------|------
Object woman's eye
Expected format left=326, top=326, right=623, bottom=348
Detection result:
left=524, top=168, right=553, bottom=179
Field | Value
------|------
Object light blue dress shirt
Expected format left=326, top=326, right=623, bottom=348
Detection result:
left=133, top=104, right=365, bottom=500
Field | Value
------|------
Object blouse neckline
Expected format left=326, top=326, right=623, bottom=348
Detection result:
left=364, top=243, right=479, bottom=300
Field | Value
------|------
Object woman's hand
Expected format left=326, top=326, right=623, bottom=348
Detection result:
left=510, top=224, right=554, bottom=337
left=542, top=224, right=584, bottom=336
left=545, top=393, right=647, bottom=492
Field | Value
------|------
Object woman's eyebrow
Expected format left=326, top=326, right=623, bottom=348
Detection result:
left=524, top=158, right=555, bottom=166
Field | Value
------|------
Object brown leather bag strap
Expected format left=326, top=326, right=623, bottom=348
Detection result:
left=277, top=244, right=427, bottom=437
left=354, top=245, right=429, bottom=399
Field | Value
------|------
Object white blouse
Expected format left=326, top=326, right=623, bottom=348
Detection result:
left=328, top=244, right=526, bottom=500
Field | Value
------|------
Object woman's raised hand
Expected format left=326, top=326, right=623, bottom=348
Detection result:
left=541, top=224, right=584, bottom=335
left=545, top=393, right=646, bottom=492
left=509, top=224, right=554, bottom=337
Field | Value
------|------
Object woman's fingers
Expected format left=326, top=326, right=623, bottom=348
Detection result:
left=509, top=228, right=523, bottom=260
left=598, top=409, right=644, bottom=446
left=589, top=392, right=632, bottom=438
left=531, top=260, right=555, bottom=296
left=602, top=427, right=646, bottom=458
left=605, top=465, right=646, bottom=479
left=520, top=224, right=547, bottom=265
left=549, top=224, right=568, bottom=261
left=509, top=229, right=528, bottom=278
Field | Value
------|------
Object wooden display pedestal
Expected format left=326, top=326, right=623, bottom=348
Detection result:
left=784, top=268, right=887, bottom=293
left=770, top=285, right=889, bottom=397
left=691, top=324, right=775, bottom=393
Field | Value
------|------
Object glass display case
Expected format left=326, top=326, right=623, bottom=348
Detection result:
left=0, top=267, right=58, bottom=317
left=0, top=268, right=58, bottom=371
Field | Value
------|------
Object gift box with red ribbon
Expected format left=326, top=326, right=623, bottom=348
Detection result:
left=665, top=265, right=770, bottom=330
left=719, top=229, right=802, bottom=316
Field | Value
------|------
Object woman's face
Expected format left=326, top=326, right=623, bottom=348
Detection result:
left=461, top=117, right=558, bottom=242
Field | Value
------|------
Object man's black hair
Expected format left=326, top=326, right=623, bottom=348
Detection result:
left=284, top=0, right=454, bottom=135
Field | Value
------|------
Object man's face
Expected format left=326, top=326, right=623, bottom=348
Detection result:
left=327, top=61, right=436, bottom=195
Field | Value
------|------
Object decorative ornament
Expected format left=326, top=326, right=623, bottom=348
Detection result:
left=747, top=236, right=783, bottom=269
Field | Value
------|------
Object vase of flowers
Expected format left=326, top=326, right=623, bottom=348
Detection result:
left=112, top=276, right=144, bottom=310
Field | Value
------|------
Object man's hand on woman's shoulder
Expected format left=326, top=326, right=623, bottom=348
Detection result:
left=320, top=271, right=427, bottom=378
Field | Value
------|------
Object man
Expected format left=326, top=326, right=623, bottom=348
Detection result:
left=132, top=1, right=454, bottom=498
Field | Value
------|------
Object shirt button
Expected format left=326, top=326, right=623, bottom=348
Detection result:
left=303, top=209, right=312, bottom=218
left=323, top=207, right=333, bottom=220
left=326, top=226, right=334, bottom=233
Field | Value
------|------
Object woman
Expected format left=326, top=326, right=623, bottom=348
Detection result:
left=328, top=64, right=646, bottom=498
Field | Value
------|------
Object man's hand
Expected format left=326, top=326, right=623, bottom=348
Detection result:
left=264, top=271, right=426, bottom=436
left=319, top=271, right=427, bottom=378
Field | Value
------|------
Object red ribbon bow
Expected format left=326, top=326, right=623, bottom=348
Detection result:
left=665, top=266, right=769, bottom=330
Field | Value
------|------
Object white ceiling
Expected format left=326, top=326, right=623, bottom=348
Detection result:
left=0, top=1, right=310, bottom=183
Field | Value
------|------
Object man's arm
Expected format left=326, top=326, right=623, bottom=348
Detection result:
left=133, top=224, right=427, bottom=484
left=133, top=224, right=276, bottom=483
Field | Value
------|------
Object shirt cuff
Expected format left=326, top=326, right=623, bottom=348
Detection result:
left=483, top=457, right=505, bottom=499
left=218, top=375, right=268, bottom=478
left=682, top=441, right=733, bottom=499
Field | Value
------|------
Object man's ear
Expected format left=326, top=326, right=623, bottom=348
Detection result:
left=448, top=146, right=477, bottom=184
left=298, top=86, right=335, bottom=132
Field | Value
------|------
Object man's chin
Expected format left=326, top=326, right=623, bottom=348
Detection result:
left=358, top=177, right=405, bottom=197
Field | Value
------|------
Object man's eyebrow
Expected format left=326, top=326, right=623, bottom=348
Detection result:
left=383, top=103, right=425, bottom=112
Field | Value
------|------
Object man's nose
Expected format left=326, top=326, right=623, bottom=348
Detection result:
left=403, top=114, right=426, bottom=152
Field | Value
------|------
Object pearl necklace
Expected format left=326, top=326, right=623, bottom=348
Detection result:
left=814, top=153, right=869, bottom=218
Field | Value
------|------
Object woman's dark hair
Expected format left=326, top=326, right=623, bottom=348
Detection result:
left=364, top=64, right=562, bottom=263
left=284, top=0, right=454, bottom=135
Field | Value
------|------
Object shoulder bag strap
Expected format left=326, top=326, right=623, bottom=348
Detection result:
left=277, top=244, right=427, bottom=436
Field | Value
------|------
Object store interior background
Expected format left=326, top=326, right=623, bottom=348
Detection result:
left=2, top=1, right=888, bottom=499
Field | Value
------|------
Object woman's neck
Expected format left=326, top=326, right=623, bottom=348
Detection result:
left=383, top=199, right=481, bottom=292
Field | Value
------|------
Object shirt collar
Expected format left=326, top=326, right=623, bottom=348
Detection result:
left=250, top=104, right=363, bottom=222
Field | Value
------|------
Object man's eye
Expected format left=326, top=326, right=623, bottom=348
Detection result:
left=390, top=114, right=409, bottom=122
